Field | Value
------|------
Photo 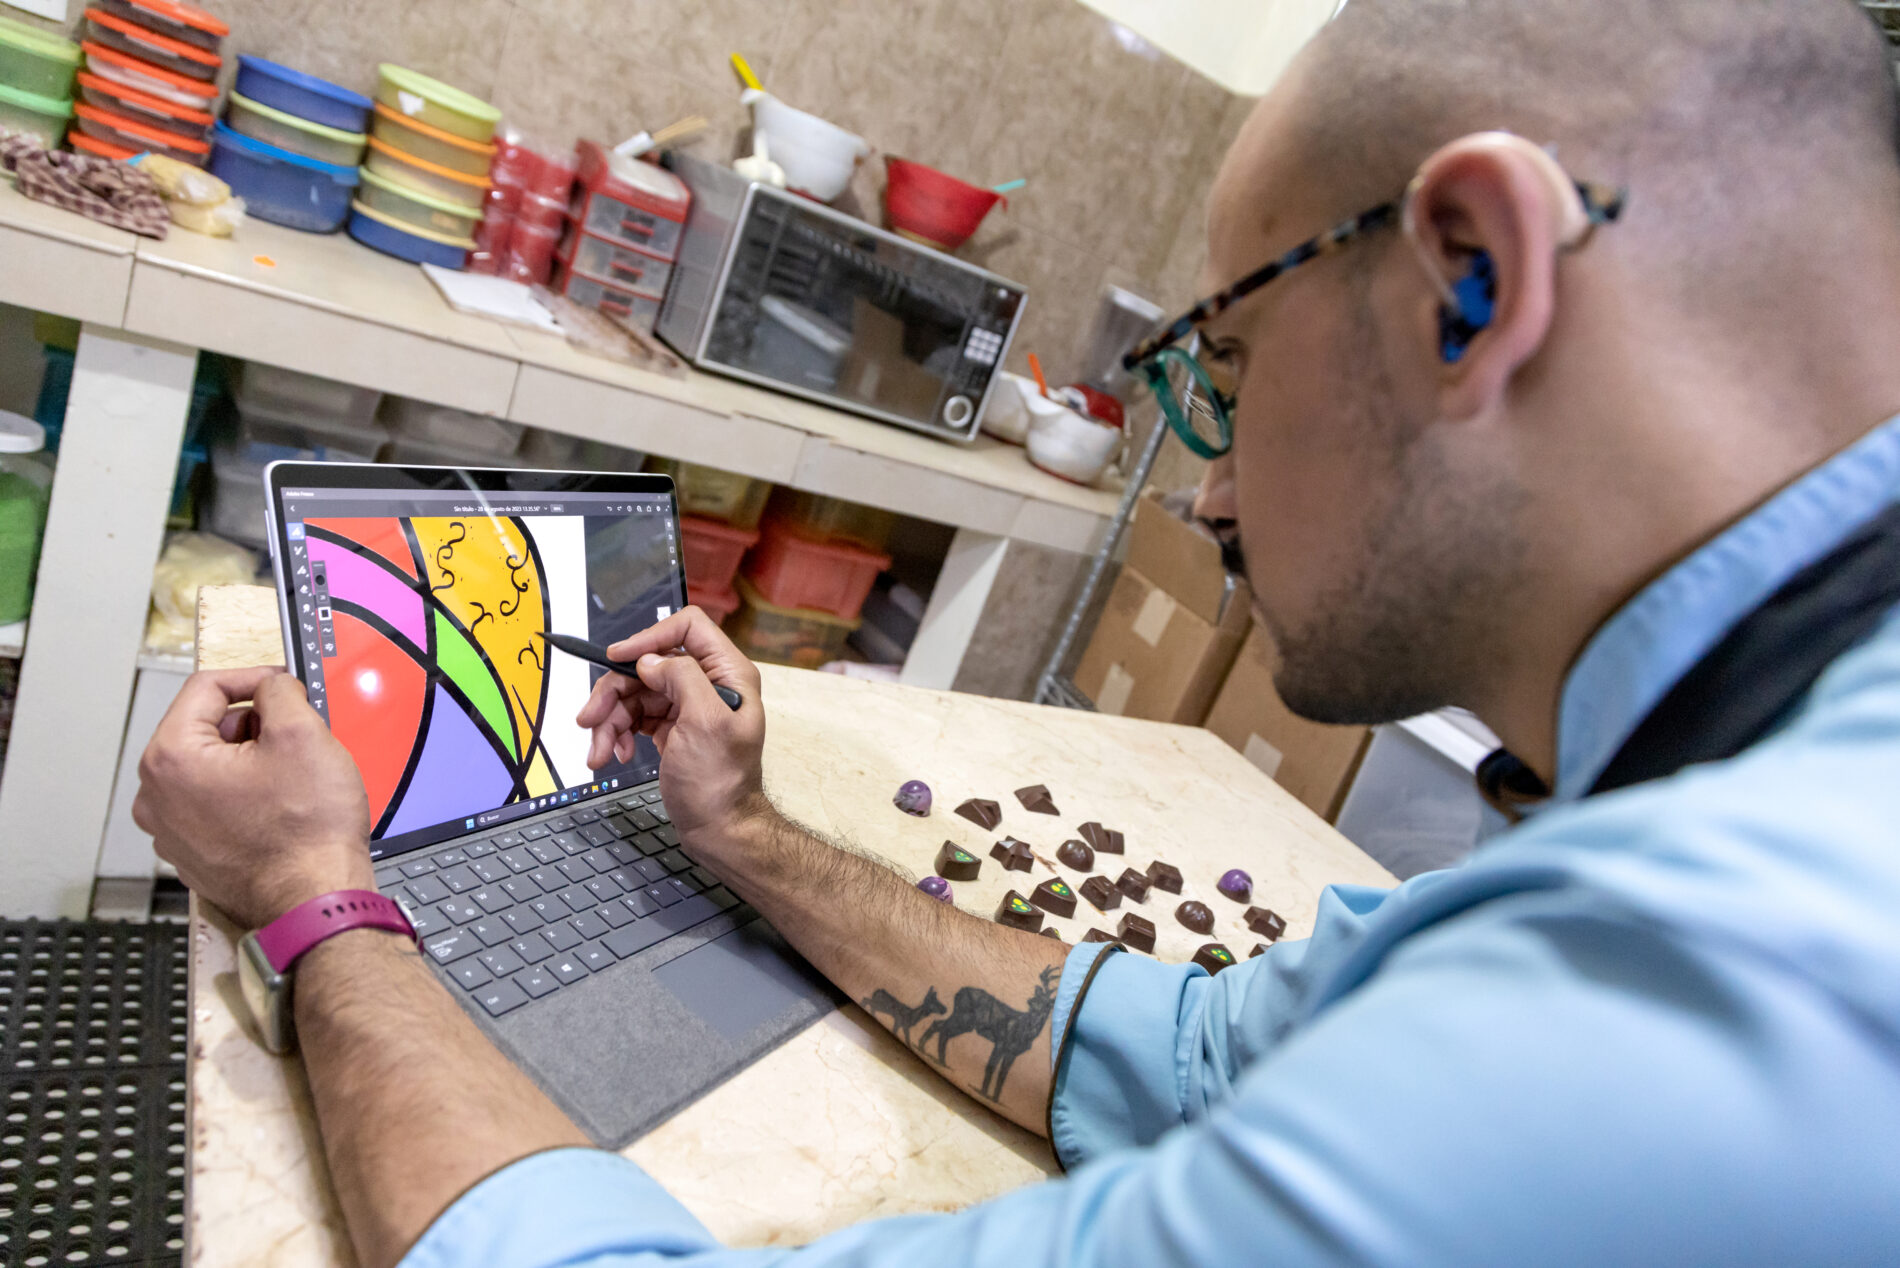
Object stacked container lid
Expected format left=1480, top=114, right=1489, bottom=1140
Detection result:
left=549, top=139, right=692, bottom=333
left=0, top=15, right=80, bottom=152
left=348, top=63, right=499, bottom=268
left=208, top=56, right=369, bottom=231
left=68, top=0, right=226, bottom=164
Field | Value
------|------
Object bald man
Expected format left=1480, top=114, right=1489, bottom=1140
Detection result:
left=137, top=0, right=1900, bottom=1264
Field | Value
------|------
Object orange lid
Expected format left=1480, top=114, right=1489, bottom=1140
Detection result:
left=117, top=0, right=228, bottom=39
left=366, top=135, right=491, bottom=189
left=372, top=102, right=497, bottom=158
left=76, top=70, right=213, bottom=128
left=81, top=40, right=217, bottom=98
left=75, top=101, right=211, bottom=154
left=85, top=7, right=220, bottom=69
left=68, top=129, right=138, bottom=160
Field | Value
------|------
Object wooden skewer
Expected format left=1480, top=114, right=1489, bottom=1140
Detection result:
left=649, top=115, right=709, bottom=146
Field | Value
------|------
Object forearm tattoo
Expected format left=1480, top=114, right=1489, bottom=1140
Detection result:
left=861, top=965, right=1059, bottom=1102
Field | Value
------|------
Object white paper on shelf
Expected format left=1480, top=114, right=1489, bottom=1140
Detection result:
left=420, top=265, right=563, bottom=334
left=2, top=0, right=69, bottom=22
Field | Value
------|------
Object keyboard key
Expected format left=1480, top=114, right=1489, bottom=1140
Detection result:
left=616, top=797, right=646, bottom=814
left=424, top=928, right=482, bottom=965
left=528, top=867, right=564, bottom=893
left=651, top=893, right=720, bottom=936
left=500, top=875, right=542, bottom=903
left=520, top=823, right=552, bottom=841
left=570, top=910, right=611, bottom=940
left=466, top=839, right=500, bottom=858
left=635, top=831, right=668, bottom=858
left=578, top=941, right=616, bottom=971
left=584, top=876, right=624, bottom=903
left=578, top=823, right=615, bottom=848
left=577, top=846, right=614, bottom=873
left=623, top=890, right=658, bottom=918
left=603, top=919, right=671, bottom=959
left=707, top=886, right=740, bottom=911
left=509, top=936, right=554, bottom=965
left=626, top=807, right=658, bottom=831
left=476, top=979, right=529, bottom=1017
left=632, top=857, right=667, bottom=884
left=658, top=849, right=693, bottom=875
left=606, top=841, right=639, bottom=867
left=690, top=866, right=721, bottom=889
left=433, top=848, right=469, bottom=868
left=469, top=887, right=511, bottom=914
left=499, top=847, right=536, bottom=873
left=654, top=822, right=678, bottom=843
left=438, top=896, right=483, bottom=925
left=402, top=902, right=447, bottom=939
left=500, top=907, right=545, bottom=935
left=551, top=831, right=589, bottom=856
left=602, top=815, right=637, bottom=840
left=478, top=946, right=527, bottom=978
left=404, top=875, right=451, bottom=905
left=469, top=858, right=509, bottom=884
left=546, top=815, right=576, bottom=832
left=555, top=857, right=596, bottom=883
left=528, top=897, right=567, bottom=924
left=468, top=919, right=512, bottom=947
left=437, top=864, right=481, bottom=894
left=673, top=873, right=706, bottom=896
left=643, top=883, right=681, bottom=909
left=556, top=884, right=595, bottom=913
left=527, top=840, right=562, bottom=865
left=449, top=959, right=492, bottom=990
left=495, top=831, right=526, bottom=849
left=548, top=955, right=589, bottom=985
left=514, top=966, right=560, bottom=998
left=596, top=900, right=638, bottom=929
left=399, top=859, right=438, bottom=878
left=650, top=806, right=671, bottom=825
left=540, top=922, right=582, bottom=952
left=667, top=877, right=698, bottom=902
left=571, top=808, right=601, bottom=825
left=640, top=790, right=663, bottom=805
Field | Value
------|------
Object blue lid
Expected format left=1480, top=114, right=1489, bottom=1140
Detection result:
left=211, top=122, right=361, bottom=183
left=235, top=55, right=373, bottom=110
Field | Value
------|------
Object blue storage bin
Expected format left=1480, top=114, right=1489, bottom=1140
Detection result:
left=207, top=123, right=358, bottom=233
left=233, top=55, right=372, bottom=133
left=347, top=203, right=469, bottom=269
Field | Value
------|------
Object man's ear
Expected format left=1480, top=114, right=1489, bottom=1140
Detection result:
left=1401, top=133, right=1574, bottom=422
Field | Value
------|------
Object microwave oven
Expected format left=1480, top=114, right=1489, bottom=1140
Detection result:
left=656, top=153, right=1028, bottom=444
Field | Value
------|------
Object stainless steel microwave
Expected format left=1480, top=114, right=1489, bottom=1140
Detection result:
left=656, top=153, right=1027, bottom=444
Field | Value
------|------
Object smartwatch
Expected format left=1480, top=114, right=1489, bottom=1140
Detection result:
left=237, top=890, right=416, bottom=1054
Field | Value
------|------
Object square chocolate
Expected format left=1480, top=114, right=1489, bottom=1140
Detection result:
left=1031, top=876, right=1078, bottom=918
left=1114, top=867, right=1151, bottom=903
left=1078, top=875, right=1121, bottom=912
left=1146, top=860, right=1184, bottom=894
left=1077, top=822, right=1124, bottom=854
left=1116, top=912, right=1156, bottom=952
left=995, top=890, right=1044, bottom=932
left=1244, top=906, right=1287, bottom=941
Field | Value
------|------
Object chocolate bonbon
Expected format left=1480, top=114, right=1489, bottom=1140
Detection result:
left=1191, top=943, right=1237, bottom=975
left=990, top=838, right=1034, bottom=872
left=1040, top=927, right=1065, bottom=941
left=995, top=890, right=1044, bottom=932
left=1078, top=875, right=1121, bottom=912
left=1055, top=839, right=1095, bottom=871
left=1015, top=784, right=1060, bottom=815
left=1031, top=877, right=1078, bottom=918
left=893, top=779, right=932, bottom=817
left=1146, top=861, right=1184, bottom=894
left=934, top=841, right=982, bottom=881
left=1116, top=912, right=1156, bottom=952
left=917, top=876, right=953, bottom=904
left=1248, top=943, right=1270, bottom=958
left=955, top=798, right=1001, bottom=830
left=1082, top=928, right=1120, bottom=944
left=1216, top=869, right=1252, bottom=902
left=1175, top=900, right=1214, bottom=933
left=1114, top=867, right=1151, bottom=903
left=1077, top=822, right=1124, bottom=854
left=1245, top=906, right=1287, bottom=941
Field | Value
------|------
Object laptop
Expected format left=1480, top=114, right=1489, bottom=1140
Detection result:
left=263, top=461, right=842, bottom=1147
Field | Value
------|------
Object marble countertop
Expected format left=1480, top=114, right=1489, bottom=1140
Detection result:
left=188, top=585, right=1394, bottom=1265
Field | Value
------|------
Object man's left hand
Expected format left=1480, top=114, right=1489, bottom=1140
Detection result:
left=135, top=667, right=375, bottom=929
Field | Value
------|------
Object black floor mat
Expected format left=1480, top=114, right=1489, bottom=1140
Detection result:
left=0, top=920, right=187, bottom=1268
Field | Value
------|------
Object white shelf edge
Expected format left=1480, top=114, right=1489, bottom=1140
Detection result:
left=0, top=620, right=24, bottom=660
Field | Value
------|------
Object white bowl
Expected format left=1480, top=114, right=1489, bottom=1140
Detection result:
left=1026, top=397, right=1122, bottom=485
left=745, top=90, right=868, bottom=203
left=979, top=372, right=1035, bottom=445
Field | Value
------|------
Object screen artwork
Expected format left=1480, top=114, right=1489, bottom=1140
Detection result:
left=304, top=514, right=595, bottom=839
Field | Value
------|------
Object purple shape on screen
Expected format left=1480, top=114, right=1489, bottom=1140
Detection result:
left=308, top=535, right=426, bottom=650
left=382, top=683, right=514, bottom=838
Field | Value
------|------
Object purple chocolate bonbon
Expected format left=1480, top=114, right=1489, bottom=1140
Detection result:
left=894, top=780, right=933, bottom=817
left=917, top=875, right=954, bottom=903
left=1217, top=869, right=1253, bottom=902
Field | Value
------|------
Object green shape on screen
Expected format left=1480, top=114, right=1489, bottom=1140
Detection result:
left=434, top=609, right=517, bottom=758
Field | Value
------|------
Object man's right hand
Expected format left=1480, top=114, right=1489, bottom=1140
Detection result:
left=574, top=606, right=770, bottom=850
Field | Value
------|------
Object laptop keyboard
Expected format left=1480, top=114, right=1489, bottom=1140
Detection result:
left=374, top=787, right=743, bottom=1020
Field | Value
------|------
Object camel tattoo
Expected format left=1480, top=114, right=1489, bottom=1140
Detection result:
left=860, top=986, right=946, bottom=1045
left=914, top=965, right=1060, bottom=1102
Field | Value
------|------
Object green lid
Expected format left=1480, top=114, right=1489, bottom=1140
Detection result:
left=358, top=165, right=478, bottom=219
left=0, top=79, right=74, bottom=118
left=230, top=90, right=365, bottom=145
left=376, top=64, right=500, bottom=124
left=0, top=14, right=81, bottom=66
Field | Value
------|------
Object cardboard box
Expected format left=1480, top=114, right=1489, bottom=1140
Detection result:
left=1205, top=621, right=1371, bottom=820
left=1073, top=495, right=1251, bottom=725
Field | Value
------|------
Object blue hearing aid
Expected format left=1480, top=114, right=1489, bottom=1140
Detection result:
left=1439, top=250, right=1497, bottom=363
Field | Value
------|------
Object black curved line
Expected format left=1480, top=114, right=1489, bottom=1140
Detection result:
left=468, top=600, right=492, bottom=632
left=517, top=643, right=545, bottom=671
left=306, top=523, right=432, bottom=603
left=430, top=520, right=467, bottom=593
left=517, top=516, right=560, bottom=787
left=508, top=682, right=556, bottom=802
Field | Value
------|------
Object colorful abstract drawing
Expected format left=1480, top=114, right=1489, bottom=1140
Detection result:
left=305, top=514, right=593, bottom=838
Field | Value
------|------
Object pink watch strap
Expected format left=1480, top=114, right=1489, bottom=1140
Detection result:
left=253, top=890, right=416, bottom=974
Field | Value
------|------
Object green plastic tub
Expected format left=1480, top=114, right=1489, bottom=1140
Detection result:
left=0, top=15, right=80, bottom=101
left=374, top=63, right=499, bottom=144
left=0, top=79, right=72, bottom=147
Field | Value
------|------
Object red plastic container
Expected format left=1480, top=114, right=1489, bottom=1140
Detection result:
left=499, top=221, right=561, bottom=285
left=883, top=156, right=1003, bottom=251
left=688, top=580, right=741, bottom=627
left=742, top=521, right=891, bottom=620
left=679, top=515, right=760, bottom=595
left=570, top=139, right=690, bottom=258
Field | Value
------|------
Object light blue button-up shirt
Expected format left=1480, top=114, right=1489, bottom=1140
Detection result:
left=402, top=417, right=1900, bottom=1267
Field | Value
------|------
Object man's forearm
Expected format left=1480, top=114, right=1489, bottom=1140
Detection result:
left=293, top=928, right=588, bottom=1268
left=689, top=804, right=1069, bottom=1132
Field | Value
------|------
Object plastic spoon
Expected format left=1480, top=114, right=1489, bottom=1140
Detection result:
left=991, top=179, right=1027, bottom=194
left=730, top=52, right=764, bottom=93
left=1028, top=352, right=1051, bottom=399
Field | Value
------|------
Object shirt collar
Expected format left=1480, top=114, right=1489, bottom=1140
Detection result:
left=1543, top=413, right=1900, bottom=807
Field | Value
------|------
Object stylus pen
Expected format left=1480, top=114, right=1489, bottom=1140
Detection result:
left=536, top=632, right=743, bottom=711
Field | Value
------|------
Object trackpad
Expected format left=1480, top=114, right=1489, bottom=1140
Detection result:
left=652, top=920, right=842, bottom=1043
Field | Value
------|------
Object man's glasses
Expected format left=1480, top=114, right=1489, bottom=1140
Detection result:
left=1124, top=161, right=1627, bottom=460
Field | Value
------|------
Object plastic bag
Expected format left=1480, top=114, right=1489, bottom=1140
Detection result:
left=144, top=532, right=260, bottom=654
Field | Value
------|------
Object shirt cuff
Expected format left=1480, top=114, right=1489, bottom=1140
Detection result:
left=398, top=1147, right=720, bottom=1268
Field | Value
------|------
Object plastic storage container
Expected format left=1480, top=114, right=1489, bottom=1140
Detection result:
left=0, top=81, right=73, bottom=148
left=724, top=578, right=859, bottom=670
left=68, top=130, right=136, bottom=160
left=355, top=166, right=479, bottom=238
left=347, top=201, right=472, bottom=269
left=742, top=520, right=891, bottom=620
left=365, top=135, right=488, bottom=210
left=369, top=101, right=495, bottom=176
left=646, top=458, right=770, bottom=528
left=0, top=15, right=80, bottom=100
left=226, top=91, right=365, bottom=166
left=373, top=63, right=499, bottom=144
left=73, top=101, right=208, bottom=163
left=679, top=515, right=759, bottom=595
left=93, top=0, right=226, bottom=52
left=551, top=262, right=662, bottom=331
left=76, top=70, right=210, bottom=138
left=84, top=8, right=219, bottom=81
left=208, top=122, right=358, bottom=232
left=560, top=228, right=674, bottom=297
left=766, top=488, right=895, bottom=552
left=204, top=440, right=268, bottom=544
left=232, top=55, right=371, bottom=132
left=570, top=139, right=689, bottom=257
left=82, top=41, right=214, bottom=108
left=687, top=580, right=740, bottom=626
left=381, top=396, right=522, bottom=456
left=236, top=397, right=387, bottom=463
left=0, top=412, right=54, bottom=626
left=234, top=360, right=380, bottom=424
